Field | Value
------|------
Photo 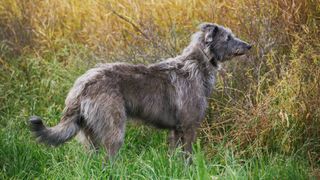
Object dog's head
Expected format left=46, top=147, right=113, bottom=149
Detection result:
left=199, top=23, right=252, bottom=64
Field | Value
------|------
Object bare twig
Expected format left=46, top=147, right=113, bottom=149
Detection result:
left=106, top=5, right=175, bottom=57
left=110, top=9, right=150, bottom=40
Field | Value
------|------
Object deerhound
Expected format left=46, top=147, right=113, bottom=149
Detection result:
left=29, top=23, right=252, bottom=159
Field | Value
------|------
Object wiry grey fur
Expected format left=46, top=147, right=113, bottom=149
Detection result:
left=29, top=23, right=252, bottom=159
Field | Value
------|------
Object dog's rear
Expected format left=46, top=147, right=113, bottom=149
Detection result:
left=29, top=67, right=104, bottom=146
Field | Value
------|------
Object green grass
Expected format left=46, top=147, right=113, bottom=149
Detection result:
left=0, top=55, right=314, bottom=179
left=0, top=125, right=312, bottom=179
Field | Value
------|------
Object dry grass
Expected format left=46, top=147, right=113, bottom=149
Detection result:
left=0, top=0, right=319, bottom=164
left=1, top=0, right=313, bottom=55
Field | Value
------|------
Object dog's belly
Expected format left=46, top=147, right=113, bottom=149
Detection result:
left=126, top=105, right=177, bottom=129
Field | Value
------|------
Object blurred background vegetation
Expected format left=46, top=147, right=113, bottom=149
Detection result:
left=0, top=0, right=319, bottom=178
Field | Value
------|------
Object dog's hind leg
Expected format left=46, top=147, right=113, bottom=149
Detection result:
left=81, top=92, right=126, bottom=160
left=102, top=111, right=126, bottom=160
left=76, top=129, right=100, bottom=151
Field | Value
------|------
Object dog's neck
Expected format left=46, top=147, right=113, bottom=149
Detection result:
left=179, top=43, right=218, bottom=97
left=197, top=48, right=218, bottom=96
left=197, top=46, right=219, bottom=68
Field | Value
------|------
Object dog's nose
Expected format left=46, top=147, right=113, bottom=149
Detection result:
left=247, top=44, right=252, bottom=50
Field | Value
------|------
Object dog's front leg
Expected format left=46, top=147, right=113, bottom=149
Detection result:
left=168, top=129, right=183, bottom=152
left=182, top=128, right=197, bottom=154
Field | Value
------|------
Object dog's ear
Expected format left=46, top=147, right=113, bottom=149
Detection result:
left=198, top=23, right=216, bottom=31
left=199, top=23, right=219, bottom=43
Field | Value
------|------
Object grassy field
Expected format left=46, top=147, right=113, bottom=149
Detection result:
left=1, top=0, right=320, bottom=179
left=0, top=59, right=312, bottom=179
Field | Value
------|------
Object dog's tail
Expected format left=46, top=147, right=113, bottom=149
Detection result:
left=29, top=108, right=81, bottom=146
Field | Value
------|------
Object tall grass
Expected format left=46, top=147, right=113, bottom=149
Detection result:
left=0, top=0, right=319, bottom=178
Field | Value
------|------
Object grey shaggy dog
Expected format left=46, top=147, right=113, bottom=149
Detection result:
left=29, top=23, right=252, bottom=159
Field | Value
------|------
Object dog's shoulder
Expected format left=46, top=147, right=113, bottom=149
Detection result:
left=148, top=57, right=183, bottom=71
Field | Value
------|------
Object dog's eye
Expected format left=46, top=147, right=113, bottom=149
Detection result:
left=227, top=35, right=231, bottom=41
